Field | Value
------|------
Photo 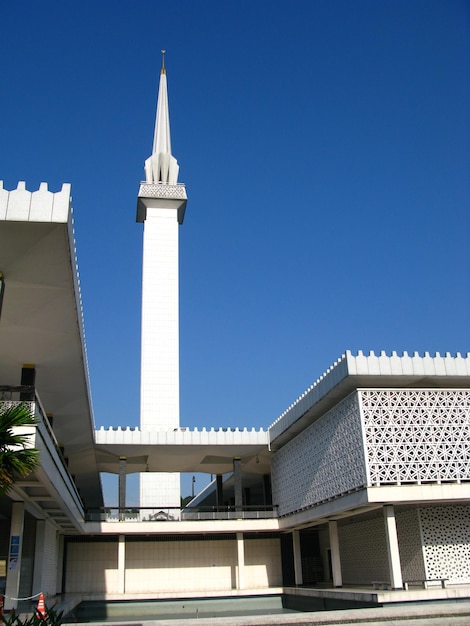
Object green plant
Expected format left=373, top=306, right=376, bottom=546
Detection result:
left=0, top=611, right=24, bottom=626
left=0, top=607, right=64, bottom=626
left=0, top=403, right=39, bottom=495
left=35, top=607, right=64, bottom=626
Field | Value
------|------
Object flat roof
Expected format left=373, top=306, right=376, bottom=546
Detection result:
left=95, top=426, right=270, bottom=476
left=268, top=350, right=470, bottom=449
left=0, top=182, right=103, bottom=508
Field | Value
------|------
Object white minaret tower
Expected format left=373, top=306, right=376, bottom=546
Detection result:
left=137, top=52, right=187, bottom=517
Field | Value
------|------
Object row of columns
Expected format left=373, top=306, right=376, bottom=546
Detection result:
left=117, top=458, right=234, bottom=511
left=5, top=509, right=247, bottom=602
left=4, top=502, right=64, bottom=610
left=5, top=502, right=403, bottom=604
left=117, top=456, right=259, bottom=511
left=89, top=506, right=404, bottom=593
left=292, top=504, right=403, bottom=589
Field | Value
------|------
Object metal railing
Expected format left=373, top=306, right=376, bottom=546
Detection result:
left=0, top=386, right=84, bottom=511
left=85, top=504, right=278, bottom=522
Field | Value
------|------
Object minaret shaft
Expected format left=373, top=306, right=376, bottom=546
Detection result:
left=140, top=207, right=180, bottom=429
left=137, top=58, right=187, bottom=516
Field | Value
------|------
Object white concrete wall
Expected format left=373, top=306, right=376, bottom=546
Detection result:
left=244, top=538, right=282, bottom=588
left=65, top=542, right=118, bottom=593
left=64, top=536, right=282, bottom=594
left=125, top=539, right=236, bottom=593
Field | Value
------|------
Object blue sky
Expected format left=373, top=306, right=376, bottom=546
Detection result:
left=1, top=1, right=469, bottom=500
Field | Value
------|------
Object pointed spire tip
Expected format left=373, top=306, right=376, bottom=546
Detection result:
left=161, top=50, right=166, bottom=75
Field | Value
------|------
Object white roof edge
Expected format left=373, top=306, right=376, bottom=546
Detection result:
left=346, top=349, right=470, bottom=377
left=96, top=426, right=268, bottom=432
left=268, top=350, right=470, bottom=440
left=0, top=180, right=71, bottom=222
left=0, top=181, right=97, bottom=434
left=67, top=204, right=97, bottom=434
left=95, top=427, right=268, bottom=445
left=268, top=352, right=350, bottom=434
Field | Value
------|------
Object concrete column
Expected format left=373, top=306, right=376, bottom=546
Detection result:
left=236, top=532, right=245, bottom=590
left=56, top=535, right=65, bottom=595
left=20, top=364, right=35, bottom=401
left=5, top=502, right=25, bottom=610
left=329, top=520, right=342, bottom=588
left=383, top=505, right=403, bottom=589
left=119, top=457, right=126, bottom=520
left=233, top=457, right=242, bottom=512
left=32, top=520, right=46, bottom=596
left=262, top=474, right=272, bottom=505
left=216, top=474, right=223, bottom=508
left=292, top=530, right=303, bottom=586
left=118, top=535, right=126, bottom=593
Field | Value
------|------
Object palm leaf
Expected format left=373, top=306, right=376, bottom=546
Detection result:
left=0, top=402, right=39, bottom=494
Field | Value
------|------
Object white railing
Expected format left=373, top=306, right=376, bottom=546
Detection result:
left=86, top=505, right=278, bottom=522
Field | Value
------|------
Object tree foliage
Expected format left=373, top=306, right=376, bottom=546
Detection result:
left=0, top=403, right=39, bottom=495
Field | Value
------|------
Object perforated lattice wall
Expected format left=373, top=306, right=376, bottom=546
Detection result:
left=360, top=389, right=470, bottom=485
left=271, top=393, right=367, bottom=516
left=396, top=508, right=426, bottom=582
left=338, top=515, right=389, bottom=584
left=420, top=505, right=470, bottom=584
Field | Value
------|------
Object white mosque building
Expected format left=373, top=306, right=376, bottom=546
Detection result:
left=0, top=59, right=469, bottom=614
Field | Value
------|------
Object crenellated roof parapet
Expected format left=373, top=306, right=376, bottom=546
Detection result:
left=97, top=426, right=266, bottom=432
left=346, top=349, right=470, bottom=377
left=95, top=425, right=268, bottom=446
left=94, top=425, right=269, bottom=474
left=0, top=181, right=71, bottom=222
left=268, top=350, right=470, bottom=443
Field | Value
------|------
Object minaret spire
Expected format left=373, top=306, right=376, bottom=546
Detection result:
left=144, top=52, right=179, bottom=184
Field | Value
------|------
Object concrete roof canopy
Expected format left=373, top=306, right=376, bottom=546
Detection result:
left=0, top=181, right=103, bottom=510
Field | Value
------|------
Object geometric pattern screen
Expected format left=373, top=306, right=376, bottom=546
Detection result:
left=360, top=389, right=470, bottom=486
left=272, top=388, right=470, bottom=516
left=271, top=393, right=367, bottom=516
left=420, top=505, right=470, bottom=584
